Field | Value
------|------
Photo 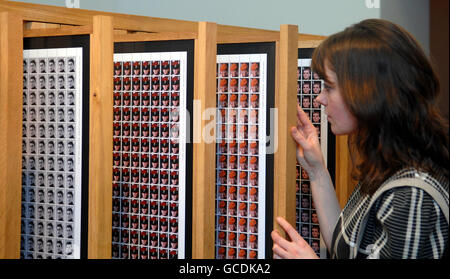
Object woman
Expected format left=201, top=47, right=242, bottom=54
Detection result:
left=272, top=19, right=449, bottom=259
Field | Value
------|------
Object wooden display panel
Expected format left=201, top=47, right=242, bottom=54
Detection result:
left=1, top=0, right=336, bottom=260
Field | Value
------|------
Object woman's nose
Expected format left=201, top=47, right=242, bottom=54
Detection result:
left=315, top=92, right=326, bottom=106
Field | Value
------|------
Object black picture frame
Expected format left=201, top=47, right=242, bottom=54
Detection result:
left=113, top=39, right=195, bottom=259
left=217, top=42, right=276, bottom=259
left=298, top=48, right=335, bottom=188
left=23, top=35, right=90, bottom=259
left=298, top=48, right=336, bottom=259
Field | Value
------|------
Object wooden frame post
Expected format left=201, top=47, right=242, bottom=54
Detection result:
left=335, top=135, right=357, bottom=208
left=273, top=24, right=298, bottom=238
left=0, top=11, right=23, bottom=259
left=192, top=21, right=217, bottom=259
left=88, top=15, right=113, bottom=259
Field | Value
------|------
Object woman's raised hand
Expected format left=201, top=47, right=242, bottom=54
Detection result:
left=291, top=104, right=326, bottom=180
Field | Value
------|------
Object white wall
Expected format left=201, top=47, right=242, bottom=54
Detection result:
left=11, top=0, right=380, bottom=36
left=11, top=0, right=429, bottom=53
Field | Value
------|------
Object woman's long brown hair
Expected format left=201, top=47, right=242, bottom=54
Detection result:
left=312, top=19, right=449, bottom=195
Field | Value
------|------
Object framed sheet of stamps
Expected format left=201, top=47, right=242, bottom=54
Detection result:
left=112, top=41, right=194, bottom=259
left=215, top=43, right=275, bottom=259
left=20, top=36, right=90, bottom=259
left=296, top=48, right=336, bottom=259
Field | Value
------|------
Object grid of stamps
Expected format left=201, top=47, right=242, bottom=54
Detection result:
left=20, top=48, right=83, bottom=259
left=215, top=54, right=267, bottom=259
left=112, top=52, right=187, bottom=259
left=296, top=59, right=327, bottom=258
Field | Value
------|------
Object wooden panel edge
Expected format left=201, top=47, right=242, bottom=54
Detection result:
left=0, top=11, right=23, bottom=259
left=88, top=15, right=113, bottom=259
left=23, top=25, right=92, bottom=37
left=298, top=40, right=323, bottom=49
left=192, top=21, right=217, bottom=259
left=335, top=135, right=357, bottom=208
left=273, top=24, right=298, bottom=240
left=114, top=31, right=197, bottom=43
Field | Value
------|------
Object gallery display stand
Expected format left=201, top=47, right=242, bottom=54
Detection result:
left=0, top=0, right=354, bottom=259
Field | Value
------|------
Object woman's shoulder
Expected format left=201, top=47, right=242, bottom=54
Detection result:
left=373, top=168, right=448, bottom=220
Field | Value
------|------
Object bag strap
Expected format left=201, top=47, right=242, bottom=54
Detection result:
left=369, top=177, right=448, bottom=222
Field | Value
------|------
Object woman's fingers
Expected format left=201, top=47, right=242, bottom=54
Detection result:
left=273, top=253, right=282, bottom=260
left=271, top=231, right=294, bottom=259
left=297, top=118, right=302, bottom=131
left=291, top=127, right=308, bottom=167
left=295, top=105, right=317, bottom=140
left=276, top=217, right=303, bottom=244
left=297, top=104, right=314, bottom=129
left=271, top=229, right=293, bottom=252
left=271, top=218, right=320, bottom=259
left=272, top=243, right=291, bottom=259
left=291, top=126, right=307, bottom=147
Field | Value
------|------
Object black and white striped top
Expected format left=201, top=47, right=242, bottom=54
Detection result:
left=331, top=168, right=449, bottom=259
